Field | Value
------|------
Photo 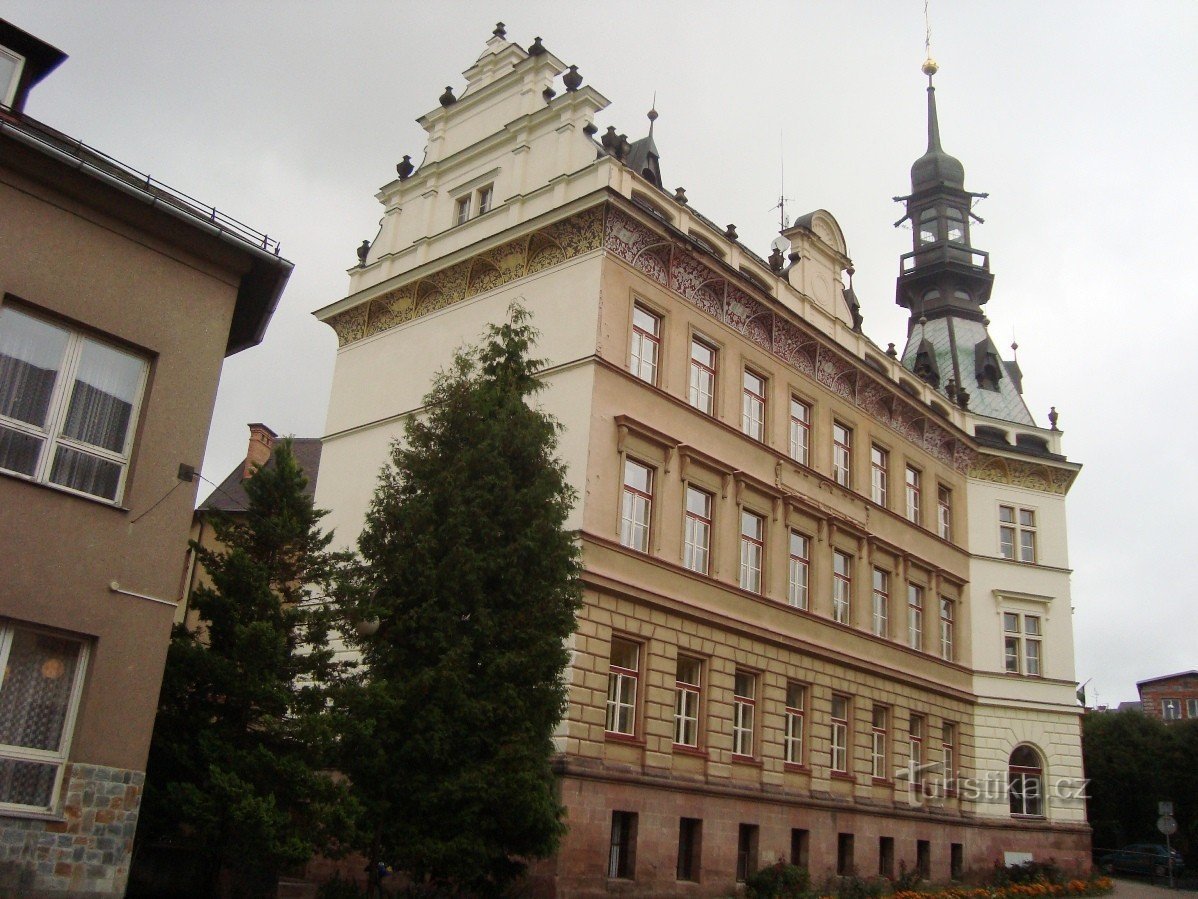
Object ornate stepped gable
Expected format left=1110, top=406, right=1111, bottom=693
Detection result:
left=328, top=200, right=977, bottom=473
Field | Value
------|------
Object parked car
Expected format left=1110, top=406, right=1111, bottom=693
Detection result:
left=1099, top=843, right=1185, bottom=878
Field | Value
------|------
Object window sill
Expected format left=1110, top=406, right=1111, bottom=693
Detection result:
left=604, top=731, right=646, bottom=747
left=0, top=469, right=129, bottom=511
left=731, top=754, right=762, bottom=767
left=672, top=743, right=707, bottom=758
left=830, top=771, right=856, bottom=782
left=783, top=762, right=810, bottom=773
left=0, top=803, right=65, bottom=822
left=872, top=777, right=895, bottom=786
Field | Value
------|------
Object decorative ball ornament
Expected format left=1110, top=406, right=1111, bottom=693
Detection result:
left=922, top=57, right=939, bottom=77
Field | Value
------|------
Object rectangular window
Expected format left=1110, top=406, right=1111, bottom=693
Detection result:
left=789, top=397, right=810, bottom=465
left=620, top=459, right=653, bottom=552
left=1188, top=698, right=1198, bottom=719
left=739, top=510, right=764, bottom=593
left=476, top=184, right=494, bottom=215
left=870, top=445, right=889, bottom=506
left=741, top=370, right=766, bottom=441
left=909, top=714, right=925, bottom=789
left=608, top=811, right=637, bottom=879
left=1, top=47, right=25, bottom=108
left=939, top=597, right=954, bottom=660
left=629, top=304, right=661, bottom=385
left=677, top=817, right=701, bottom=882
left=832, top=421, right=852, bottom=487
left=736, top=824, right=759, bottom=882
left=1162, top=698, right=1181, bottom=721
left=454, top=194, right=471, bottom=225
left=732, top=670, right=756, bottom=757
left=942, top=722, right=957, bottom=793
left=951, top=843, right=964, bottom=881
left=871, top=705, right=888, bottom=780
left=790, top=829, right=809, bottom=868
left=0, top=624, right=88, bottom=813
left=999, top=505, right=1037, bottom=562
left=1003, top=612, right=1043, bottom=676
left=832, top=550, right=852, bottom=624
left=907, top=584, right=924, bottom=651
left=605, top=638, right=640, bottom=735
left=830, top=694, right=850, bottom=773
left=673, top=656, right=702, bottom=747
left=683, top=486, right=712, bottom=575
left=879, top=837, right=895, bottom=879
left=937, top=485, right=953, bottom=540
left=837, top=833, right=855, bottom=876
left=784, top=681, right=806, bottom=765
left=0, top=305, right=149, bottom=504
left=905, top=465, right=922, bottom=524
left=871, top=568, right=889, bottom=637
left=688, top=337, right=717, bottom=415
left=787, top=531, right=810, bottom=610
left=917, top=840, right=931, bottom=879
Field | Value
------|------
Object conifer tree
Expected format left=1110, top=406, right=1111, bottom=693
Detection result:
left=141, top=440, right=355, bottom=898
left=342, top=306, right=582, bottom=895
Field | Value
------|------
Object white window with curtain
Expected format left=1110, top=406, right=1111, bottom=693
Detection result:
left=0, top=304, right=148, bottom=503
left=0, top=623, right=88, bottom=814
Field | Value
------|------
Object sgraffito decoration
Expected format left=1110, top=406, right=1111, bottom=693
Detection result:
left=969, top=454, right=1077, bottom=495
left=326, top=205, right=605, bottom=346
left=602, top=205, right=977, bottom=473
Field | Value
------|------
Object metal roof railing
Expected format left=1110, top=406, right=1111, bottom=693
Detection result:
left=0, top=105, right=282, bottom=257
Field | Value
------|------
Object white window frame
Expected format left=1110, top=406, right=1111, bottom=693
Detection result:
left=741, top=369, right=766, bottom=441
left=683, top=485, right=712, bottom=575
left=1003, top=612, right=1043, bottom=676
left=629, top=304, right=661, bottom=385
left=999, top=504, right=1037, bottom=563
left=732, top=671, right=756, bottom=758
left=942, top=722, right=957, bottom=793
left=937, top=485, right=952, bottom=540
left=0, top=623, right=89, bottom=815
left=789, top=396, right=810, bottom=465
left=673, top=657, right=702, bottom=747
left=605, top=638, right=640, bottom=736
left=1188, top=698, right=1198, bottom=719
left=909, top=714, right=925, bottom=790
left=907, top=584, right=924, bottom=650
left=905, top=465, right=922, bottom=524
left=1, top=47, right=25, bottom=108
left=871, top=568, right=889, bottom=637
left=739, top=510, right=764, bottom=594
left=0, top=304, right=149, bottom=505
left=832, top=422, right=852, bottom=487
left=787, top=530, right=809, bottom=610
left=830, top=694, right=850, bottom=773
left=939, top=597, right=954, bottom=660
left=476, top=183, right=494, bottom=215
left=1162, top=698, right=1181, bottom=721
left=871, top=705, right=888, bottom=780
left=454, top=194, right=471, bottom=225
left=870, top=445, right=889, bottom=506
left=619, top=458, right=653, bottom=552
left=784, top=682, right=806, bottom=765
left=688, top=336, right=717, bottom=415
left=832, top=550, right=852, bottom=624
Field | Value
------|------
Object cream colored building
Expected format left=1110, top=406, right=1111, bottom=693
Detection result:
left=313, top=28, right=1087, bottom=895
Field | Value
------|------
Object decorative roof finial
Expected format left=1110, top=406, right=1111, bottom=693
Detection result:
left=439, top=86, right=457, bottom=107
left=356, top=239, right=370, bottom=268
left=647, top=92, right=658, bottom=138
left=493, top=22, right=506, bottom=39
left=562, top=65, right=583, bottom=92
left=528, top=36, right=547, bottom=57
left=1048, top=406, right=1059, bottom=430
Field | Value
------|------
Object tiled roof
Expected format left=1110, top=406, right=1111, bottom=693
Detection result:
left=199, top=438, right=322, bottom=513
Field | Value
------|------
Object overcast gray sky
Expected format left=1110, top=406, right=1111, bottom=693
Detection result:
left=8, top=1, right=1196, bottom=706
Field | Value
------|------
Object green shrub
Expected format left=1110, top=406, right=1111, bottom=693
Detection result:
left=988, top=858, right=1066, bottom=886
left=745, top=860, right=810, bottom=898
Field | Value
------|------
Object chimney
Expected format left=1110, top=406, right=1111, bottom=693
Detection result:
left=243, top=423, right=277, bottom=480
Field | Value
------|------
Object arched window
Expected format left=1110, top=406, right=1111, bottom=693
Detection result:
left=1009, top=745, right=1044, bottom=817
left=946, top=207, right=966, bottom=244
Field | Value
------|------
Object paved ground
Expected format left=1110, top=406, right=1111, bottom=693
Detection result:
left=1113, top=876, right=1196, bottom=896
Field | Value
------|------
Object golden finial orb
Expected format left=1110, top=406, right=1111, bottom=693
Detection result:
left=922, top=57, right=939, bottom=77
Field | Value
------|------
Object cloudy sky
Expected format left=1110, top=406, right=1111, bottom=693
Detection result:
left=9, top=1, right=1196, bottom=705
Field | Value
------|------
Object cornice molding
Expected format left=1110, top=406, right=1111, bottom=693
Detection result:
left=969, top=453, right=1078, bottom=495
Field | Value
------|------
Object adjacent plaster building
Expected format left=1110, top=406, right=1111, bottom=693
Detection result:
left=0, top=20, right=291, bottom=897
left=313, top=28, right=1086, bottom=894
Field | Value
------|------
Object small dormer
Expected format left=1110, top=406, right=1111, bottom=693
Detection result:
left=0, top=19, right=67, bottom=114
left=781, top=209, right=854, bottom=326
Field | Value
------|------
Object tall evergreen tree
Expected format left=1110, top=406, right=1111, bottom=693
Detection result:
left=342, top=306, right=582, bottom=895
left=140, top=440, right=355, bottom=898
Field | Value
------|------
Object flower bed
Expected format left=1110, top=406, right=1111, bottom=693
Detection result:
left=892, top=878, right=1113, bottom=899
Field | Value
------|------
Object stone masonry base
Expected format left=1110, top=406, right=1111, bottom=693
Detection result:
left=527, top=769, right=1091, bottom=897
left=0, top=762, right=143, bottom=898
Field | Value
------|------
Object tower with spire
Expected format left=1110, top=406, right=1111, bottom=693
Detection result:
left=895, top=58, right=1033, bottom=426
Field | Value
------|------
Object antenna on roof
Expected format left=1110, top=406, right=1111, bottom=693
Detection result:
left=924, top=0, right=933, bottom=63
left=772, top=128, right=791, bottom=231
